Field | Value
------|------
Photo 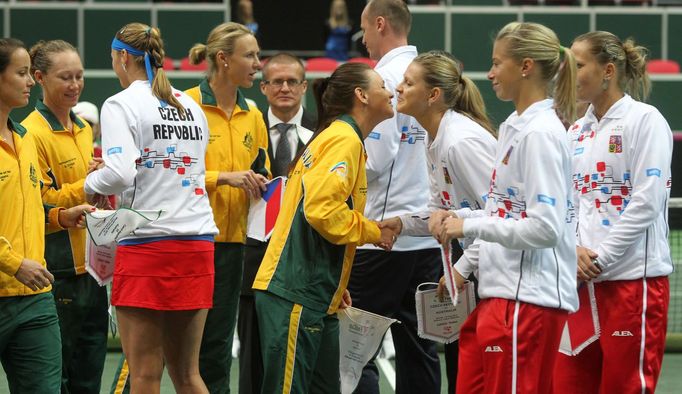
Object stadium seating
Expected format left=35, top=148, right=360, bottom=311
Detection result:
left=163, top=57, right=175, bottom=71
left=647, top=59, right=681, bottom=74
left=304, top=57, right=339, bottom=72
left=347, top=57, right=378, bottom=68
left=179, top=57, right=208, bottom=71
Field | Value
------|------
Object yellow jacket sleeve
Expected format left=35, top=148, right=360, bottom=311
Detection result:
left=36, top=141, right=86, bottom=208
left=205, top=170, right=219, bottom=193
left=0, top=237, right=24, bottom=276
left=301, top=132, right=380, bottom=245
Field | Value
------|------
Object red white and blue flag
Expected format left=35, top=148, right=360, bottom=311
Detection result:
left=247, top=176, right=286, bottom=241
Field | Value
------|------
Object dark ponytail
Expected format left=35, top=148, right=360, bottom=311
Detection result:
left=289, top=63, right=373, bottom=172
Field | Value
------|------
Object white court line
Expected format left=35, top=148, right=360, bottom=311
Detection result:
left=377, top=358, right=396, bottom=391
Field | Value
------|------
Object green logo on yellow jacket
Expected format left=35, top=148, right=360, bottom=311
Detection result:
left=242, top=132, right=254, bottom=150
left=302, top=147, right=312, bottom=169
left=29, top=163, right=38, bottom=188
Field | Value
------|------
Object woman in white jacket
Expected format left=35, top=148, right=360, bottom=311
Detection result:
left=85, top=23, right=218, bottom=393
left=382, top=51, right=496, bottom=240
left=438, top=22, right=579, bottom=394
left=553, top=31, right=673, bottom=394
left=380, top=50, right=496, bottom=393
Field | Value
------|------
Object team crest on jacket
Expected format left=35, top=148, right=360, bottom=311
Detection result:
left=442, top=167, right=452, bottom=184
left=242, top=132, right=254, bottom=149
left=302, top=147, right=313, bottom=168
left=29, top=163, right=38, bottom=188
left=608, top=135, right=622, bottom=153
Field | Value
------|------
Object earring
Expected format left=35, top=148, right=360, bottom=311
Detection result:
left=122, top=63, right=127, bottom=73
left=521, top=73, right=527, bottom=78
left=601, top=78, right=609, bottom=91
left=224, top=63, right=228, bottom=68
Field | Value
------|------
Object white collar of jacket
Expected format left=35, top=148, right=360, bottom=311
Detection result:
left=268, top=105, right=303, bottom=128
left=584, top=93, right=633, bottom=123
left=504, top=98, right=554, bottom=132
left=375, top=45, right=418, bottom=69
left=267, top=106, right=313, bottom=143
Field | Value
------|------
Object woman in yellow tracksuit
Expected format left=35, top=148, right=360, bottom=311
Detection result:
left=185, top=22, right=270, bottom=392
left=252, top=62, right=395, bottom=393
left=0, top=37, right=91, bottom=394
left=21, top=39, right=109, bottom=394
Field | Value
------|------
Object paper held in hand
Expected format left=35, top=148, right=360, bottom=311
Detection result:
left=415, top=281, right=476, bottom=344
left=246, top=177, right=286, bottom=242
left=338, top=307, right=397, bottom=394
left=84, top=208, right=162, bottom=286
left=559, top=281, right=600, bottom=355
left=85, top=208, right=163, bottom=246
left=85, top=232, right=116, bottom=286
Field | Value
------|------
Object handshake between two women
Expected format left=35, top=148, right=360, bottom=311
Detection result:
left=372, top=209, right=465, bottom=251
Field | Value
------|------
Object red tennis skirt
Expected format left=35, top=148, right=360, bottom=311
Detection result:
left=111, top=239, right=214, bottom=311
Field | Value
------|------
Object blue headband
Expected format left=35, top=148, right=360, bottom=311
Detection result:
left=111, top=37, right=167, bottom=107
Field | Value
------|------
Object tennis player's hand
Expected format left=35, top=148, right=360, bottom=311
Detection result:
left=59, top=204, right=96, bottom=228
left=15, top=258, right=54, bottom=291
left=339, top=289, right=352, bottom=309
left=375, top=224, right=396, bottom=251
left=221, top=170, right=268, bottom=199
left=436, top=275, right=448, bottom=302
left=436, top=270, right=467, bottom=302
left=378, top=217, right=402, bottom=236
left=439, top=217, right=465, bottom=245
left=576, top=246, right=601, bottom=282
left=429, top=210, right=456, bottom=243
left=87, top=157, right=105, bottom=173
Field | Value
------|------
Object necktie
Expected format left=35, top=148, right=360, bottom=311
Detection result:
left=272, top=123, right=293, bottom=177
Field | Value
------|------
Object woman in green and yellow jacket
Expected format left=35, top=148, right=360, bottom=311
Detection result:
left=253, top=62, right=396, bottom=393
left=0, top=37, right=92, bottom=394
left=21, top=39, right=109, bottom=394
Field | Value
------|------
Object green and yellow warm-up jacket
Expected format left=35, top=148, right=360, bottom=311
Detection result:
left=253, top=115, right=381, bottom=315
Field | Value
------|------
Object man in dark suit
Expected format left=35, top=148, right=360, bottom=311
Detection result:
left=238, top=52, right=317, bottom=394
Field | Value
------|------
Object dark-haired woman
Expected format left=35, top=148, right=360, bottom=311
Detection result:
left=21, top=39, right=108, bottom=393
left=252, top=62, right=395, bottom=393
left=0, top=37, right=92, bottom=394
left=84, top=23, right=218, bottom=393
left=553, top=32, right=673, bottom=394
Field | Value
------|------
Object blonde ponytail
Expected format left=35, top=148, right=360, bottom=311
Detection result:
left=554, top=47, right=577, bottom=124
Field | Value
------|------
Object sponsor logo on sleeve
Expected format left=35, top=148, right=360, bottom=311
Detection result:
left=646, top=168, right=661, bottom=177
left=107, top=146, right=123, bottom=155
left=537, top=194, right=556, bottom=206
left=330, top=161, right=348, bottom=178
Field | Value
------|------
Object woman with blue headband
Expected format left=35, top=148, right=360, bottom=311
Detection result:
left=84, top=22, right=218, bottom=393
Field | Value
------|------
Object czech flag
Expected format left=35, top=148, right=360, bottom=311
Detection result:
left=246, top=177, right=286, bottom=241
